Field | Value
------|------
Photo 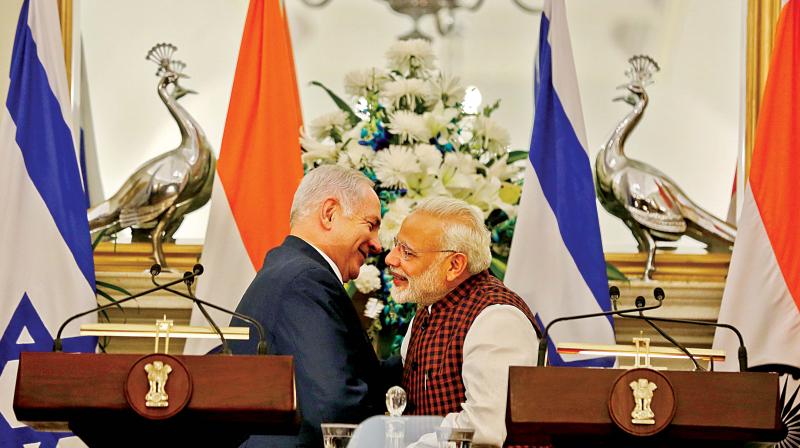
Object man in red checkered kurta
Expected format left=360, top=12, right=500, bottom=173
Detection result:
left=386, top=197, right=541, bottom=448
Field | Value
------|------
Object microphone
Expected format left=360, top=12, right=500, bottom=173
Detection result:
left=150, top=264, right=269, bottom=355
left=536, top=288, right=665, bottom=367
left=54, top=264, right=268, bottom=355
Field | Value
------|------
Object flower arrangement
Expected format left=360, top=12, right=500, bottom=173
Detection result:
left=301, top=39, right=527, bottom=356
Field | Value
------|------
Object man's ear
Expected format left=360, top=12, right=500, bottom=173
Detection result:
left=319, top=198, right=338, bottom=230
left=445, top=253, right=468, bottom=282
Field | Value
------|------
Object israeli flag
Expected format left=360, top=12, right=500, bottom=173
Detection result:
left=505, top=0, right=615, bottom=367
left=0, top=0, right=97, bottom=445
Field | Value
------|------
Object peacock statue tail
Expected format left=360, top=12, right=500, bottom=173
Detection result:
left=594, top=55, right=735, bottom=280
left=87, top=43, right=216, bottom=267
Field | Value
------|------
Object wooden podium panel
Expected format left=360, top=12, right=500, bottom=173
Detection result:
left=14, top=352, right=299, bottom=447
left=506, top=366, right=783, bottom=447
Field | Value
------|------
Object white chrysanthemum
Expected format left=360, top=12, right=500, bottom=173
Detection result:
left=373, top=145, right=420, bottom=188
left=300, top=130, right=338, bottom=165
left=383, top=79, right=432, bottom=111
left=422, top=103, right=459, bottom=143
left=472, top=115, right=511, bottom=154
left=486, top=154, right=522, bottom=181
left=428, top=73, right=464, bottom=107
left=386, top=39, right=435, bottom=74
left=363, top=297, right=384, bottom=319
left=378, top=197, right=415, bottom=249
left=387, top=110, right=430, bottom=144
left=344, top=67, right=390, bottom=97
left=354, top=264, right=382, bottom=294
left=309, top=110, right=349, bottom=141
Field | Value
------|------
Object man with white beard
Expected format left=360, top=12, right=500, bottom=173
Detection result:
left=386, top=197, right=541, bottom=448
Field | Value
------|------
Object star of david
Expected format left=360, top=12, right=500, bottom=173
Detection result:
left=0, top=294, right=95, bottom=447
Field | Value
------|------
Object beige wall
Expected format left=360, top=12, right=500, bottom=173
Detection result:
left=0, top=0, right=744, bottom=252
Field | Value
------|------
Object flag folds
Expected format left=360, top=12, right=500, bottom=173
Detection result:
left=505, top=0, right=615, bottom=366
left=714, top=0, right=800, bottom=373
left=0, top=0, right=96, bottom=444
left=185, top=0, right=303, bottom=354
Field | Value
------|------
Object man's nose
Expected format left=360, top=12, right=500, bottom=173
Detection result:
left=385, top=245, right=400, bottom=266
left=368, top=237, right=382, bottom=255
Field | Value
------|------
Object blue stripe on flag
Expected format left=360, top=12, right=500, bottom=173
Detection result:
left=530, top=14, right=612, bottom=321
left=6, top=0, right=94, bottom=287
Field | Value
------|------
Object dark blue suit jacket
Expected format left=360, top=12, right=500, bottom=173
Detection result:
left=230, top=236, right=400, bottom=447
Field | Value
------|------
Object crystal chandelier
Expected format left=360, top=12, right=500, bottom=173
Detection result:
left=300, top=0, right=542, bottom=40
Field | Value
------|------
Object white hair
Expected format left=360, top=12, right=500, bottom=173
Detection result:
left=290, top=165, right=374, bottom=226
left=412, top=197, right=492, bottom=275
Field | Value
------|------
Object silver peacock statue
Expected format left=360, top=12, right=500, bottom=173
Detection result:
left=594, top=55, right=735, bottom=280
left=88, top=43, right=216, bottom=267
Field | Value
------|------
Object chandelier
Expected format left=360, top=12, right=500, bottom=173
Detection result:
left=300, top=0, right=542, bottom=40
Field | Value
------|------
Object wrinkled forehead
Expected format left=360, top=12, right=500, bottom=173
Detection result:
left=399, top=211, right=446, bottom=247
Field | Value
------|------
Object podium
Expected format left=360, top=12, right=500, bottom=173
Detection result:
left=14, top=352, right=300, bottom=447
left=506, top=366, right=784, bottom=447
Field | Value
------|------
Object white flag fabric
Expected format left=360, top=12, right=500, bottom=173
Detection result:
left=504, top=0, right=615, bottom=366
left=0, top=0, right=97, bottom=445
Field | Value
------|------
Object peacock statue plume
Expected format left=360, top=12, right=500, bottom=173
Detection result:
left=88, top=43, right=216, bottom=267
left=594, top=55, right=735, bottom=280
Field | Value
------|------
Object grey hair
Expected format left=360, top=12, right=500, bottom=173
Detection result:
left=290, top=165, right=375, bottom=226
left=412, top=197, right=492, bottom=275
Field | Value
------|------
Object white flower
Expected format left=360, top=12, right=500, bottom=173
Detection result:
left=354, top=264, right=382, bottom=294
left=422, top=103, right=459, bottom=143
left=300, top=130, right=338, bottom=165
left=440, top=152, right=478, bottom=193
left=387, top=110, right=430, bottom=143
left=472, top=115, right=511, bottom=154
left=378, top=197, right=415, bottom=249
left=414, top=144, right=442, bottom=174
left=428, top=73, right=464, bottom=107
left=363, top=297, right=384, bottom=319
left=344, top=67, right=390, bottom=97
left=383, top=79, right=432, bottom=111
left=337, top=142, right=374, bottom=169
left=464, top=176, right=502, bottom=215
left=486, top=154, right=522, bottom=181
left=373, top=145, right=420, bottom=188
left=309, top=111, right=349, bottom=140
left=386, top=39, right=435, bottom=74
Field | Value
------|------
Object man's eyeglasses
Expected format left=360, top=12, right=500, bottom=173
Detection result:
left=391, top=237, right=457, bottom=261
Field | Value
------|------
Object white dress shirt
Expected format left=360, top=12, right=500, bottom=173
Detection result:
left=401, top=304, right=539, bottom=447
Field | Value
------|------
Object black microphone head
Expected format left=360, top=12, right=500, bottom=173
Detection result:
left=150, top=264, right=162, bottom=277
left=635, top=296, right=646, bottom=308
left=183, top=271, right=194, bottom=286
left=609, top=286, right=620, bottom=299
left=653, top=287, right=665, bottom=301
left=193, top=263, right=204, bottom=276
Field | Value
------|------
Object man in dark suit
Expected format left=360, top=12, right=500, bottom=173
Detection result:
left=230, top=165, right=399, bottom=447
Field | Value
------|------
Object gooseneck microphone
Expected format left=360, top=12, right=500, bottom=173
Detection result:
left=536, top=288, right=665, bottom=367
left=54, top=264, right=268, bottom=355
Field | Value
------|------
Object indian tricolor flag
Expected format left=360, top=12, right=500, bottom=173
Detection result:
left=713, top=0, right=800, bottom=373
left=185, top=0, right=302, bottom=354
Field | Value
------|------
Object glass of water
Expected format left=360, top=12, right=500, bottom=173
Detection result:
left=435, top=426, right=474, bottom=448
left=321, top=423, right=358, bottom=448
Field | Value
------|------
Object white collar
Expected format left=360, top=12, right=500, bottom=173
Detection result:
left=304, top=239, right=344, bottom=284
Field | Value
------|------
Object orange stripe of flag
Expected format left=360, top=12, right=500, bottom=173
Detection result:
left=750, top=0, right=800, bottom=309
left=217, top=0, right=304, bottom=269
